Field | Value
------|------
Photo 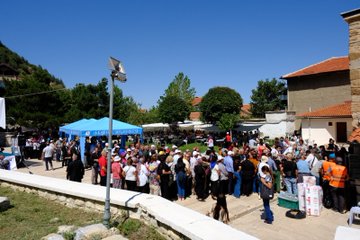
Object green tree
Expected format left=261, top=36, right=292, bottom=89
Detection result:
left=4, top=69, right=65, bottom=128
left=200, top=87, right=242, bottom=123
left=217, top=113, right=239, bottom=132
left=127, top=106, right=160, bottom=126
left=158, top=95, right=190, bottom=124
left=250, top=78, right=287, bottom=118
left=160, top=72, right=196, bottom=107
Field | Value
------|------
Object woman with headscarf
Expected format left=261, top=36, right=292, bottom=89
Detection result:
left=241, top=155, right=256, bottom=196
left=194, top=156, right=206, bottom=201
left=175, top=156, right=186, bottom=200
left=158, top=152, right=171, bottom=200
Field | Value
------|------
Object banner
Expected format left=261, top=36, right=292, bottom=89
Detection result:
left=0, top=97, right=5, bottom=129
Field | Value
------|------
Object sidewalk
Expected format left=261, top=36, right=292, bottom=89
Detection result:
left=14, top=158, right=360, bottom=240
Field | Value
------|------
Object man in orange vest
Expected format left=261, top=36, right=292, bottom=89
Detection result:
left=328, top=157, right=349, bottom=213
left=322, top=153, right=337, bottom=208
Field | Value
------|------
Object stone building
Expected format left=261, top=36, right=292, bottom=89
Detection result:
left=342, top=9, right=360, bottom=130
left=279, top=8, right=360, bottom=145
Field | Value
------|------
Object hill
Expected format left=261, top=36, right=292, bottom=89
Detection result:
left=0, top=41, right=66, bottom=129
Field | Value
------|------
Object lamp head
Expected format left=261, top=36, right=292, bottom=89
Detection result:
left=109, top=57, right=127, bottom=82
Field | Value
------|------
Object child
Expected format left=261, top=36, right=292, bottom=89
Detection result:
left=207, top=194, right=230, bottom=224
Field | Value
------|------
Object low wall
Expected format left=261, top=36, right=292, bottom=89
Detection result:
left=0, top=170, right=257, bottom=240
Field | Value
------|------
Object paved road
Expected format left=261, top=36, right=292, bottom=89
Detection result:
left=15, top=158, right=360, bottom=240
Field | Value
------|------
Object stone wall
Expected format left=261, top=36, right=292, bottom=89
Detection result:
left=287, top=71, right=351, bottom=114
left=343, top=9, right=360, bottom=128
left=0, top=170, right=258, bottom=240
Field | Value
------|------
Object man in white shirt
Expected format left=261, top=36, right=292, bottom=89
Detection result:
left=42, top=142, right=55, bottom=171
left=305, top=149, right=319, bottom=171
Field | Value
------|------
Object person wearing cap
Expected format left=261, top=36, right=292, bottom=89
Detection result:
left=224, top=151, right=234, bottom=195
left=322, top=152, right=337, bottom=205
left=328, top=157, right=349, bottom=213
left=218, top=154, right=229, bottom=195
left=66, top=153, right=85, bottom=182
left=111, top=156, right=123, bottom=189
left=210, top=155, right=222, bottom=199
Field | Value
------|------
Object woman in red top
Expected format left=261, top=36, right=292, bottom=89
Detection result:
left=112, top=155, right=122, bottom=189
left=98, top=150, right=108, bottom=186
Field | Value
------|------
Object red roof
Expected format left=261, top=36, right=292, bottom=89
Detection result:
left=297, top=101, right=351, bottom=118
left=241, top=104, right=251, bottom=117
left=281, top=56, right=349, bottom=79
left=192, top=97, right=202, bottom=106
left=189, top=112, right=201, bottom=121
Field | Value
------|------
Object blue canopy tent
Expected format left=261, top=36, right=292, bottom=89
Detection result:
left=59, top=118, right=96, bottom=140
left=59, top=117, right=143, bottom=164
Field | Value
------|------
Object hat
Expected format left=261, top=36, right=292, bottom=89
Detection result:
left=159, top=151, right=165, bottom=156
left=217, top=155, right=224, bottom=161
left=119, top=149, right=126, bottom=156
left=105, top=143, right=109, bottom=147
left=127, top=148, right=131, bottom=152
left=114, top=156, right=121, bottom=162
left=335, top=157, right=343, bottom=164
left=329, top=153, right=336, bottom=159
left=175, top=149, right=182, bottom=154
left=193, top=151, right=199, bottom=156
left=228, top=151, right=234, bottom=155
left=50, top=140, right=53, bottom=143
left=115, top=145, right=120, bottom=149
left=59, top=138, right=63, bottom=141
left=172, top=145, right=178, bottom=149
left=261, top=156, right=268, bottom=162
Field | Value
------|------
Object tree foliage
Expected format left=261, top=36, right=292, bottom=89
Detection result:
left=160, top=72, right=196, bottom=107
left=127, top=106, right=160, bottom=126
left=217, top=113, right=239, bottom=131
left=158, top=95, right=190, bottom=124
left=250, top=78, right=287, bottom=118
left=0, top=42, right=145, bottom=128
left=200, top=87, right=242, bottom=123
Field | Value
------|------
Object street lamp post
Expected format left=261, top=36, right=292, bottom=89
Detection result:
left=103, top=57, right=127, bottom=227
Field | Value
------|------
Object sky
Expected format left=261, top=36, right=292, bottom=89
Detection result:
left=1, top=1, right=359, bottom=109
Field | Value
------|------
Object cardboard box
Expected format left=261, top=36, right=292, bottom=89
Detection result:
left=297, top=183, right=306, bottom=211
left=305, top=185, right=323, bottom=216
left=303, top=176, right=316, bottom=186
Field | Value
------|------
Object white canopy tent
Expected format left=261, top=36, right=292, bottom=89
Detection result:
left=141, top=123, right=169, bottom=132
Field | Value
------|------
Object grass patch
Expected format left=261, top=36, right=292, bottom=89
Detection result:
left=118, top=218, right=166, bottom=240
left=0, top=186, right=102, bottom=240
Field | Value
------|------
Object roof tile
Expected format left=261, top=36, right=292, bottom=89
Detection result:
left=282, top=56, right=349, bottom=79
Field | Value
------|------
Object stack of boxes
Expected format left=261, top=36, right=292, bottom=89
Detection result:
left=298, top=176, right=323, bottom=216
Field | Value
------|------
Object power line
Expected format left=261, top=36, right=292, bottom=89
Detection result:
left=4, top=88, right=67, bottom=99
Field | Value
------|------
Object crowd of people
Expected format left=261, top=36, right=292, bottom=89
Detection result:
left=76, top=134, right=351, bottom=223
left=1, top=132, right=352, bottom=225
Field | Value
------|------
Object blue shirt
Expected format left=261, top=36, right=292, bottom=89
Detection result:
left=267, top=157, right=278, bottom=171
left=297, top=160, right=311, bottom=173
left=224, top=155, right=234, bottom=173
